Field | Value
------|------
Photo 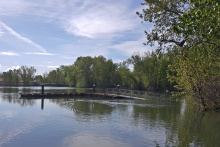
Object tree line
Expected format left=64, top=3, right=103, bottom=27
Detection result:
left=1, top=66, right=36, bottom=86
left=0, top=51, right=175, bottom=91
left=36, top=52, right=173, bottom=90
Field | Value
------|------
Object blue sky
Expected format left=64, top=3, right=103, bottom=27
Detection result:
left=0, top=0, right=154, bottom=74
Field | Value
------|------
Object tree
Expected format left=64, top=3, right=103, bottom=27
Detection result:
left=138, top=0, right=220, bottom=110
left=62, top=65, right=77, bottom=87
left=128, top=51, right=173, bottom=91
left=74, top=56, right=94, bottom=88
left=173, top=0, right=220, bottom=46
left=116, top=62, right=135, bottom=89
left=47, top=68, right=66, bottom=86
left=136, top=0, right=191, bottom=49
left=93, top=56, right=117, bottom=88
left=18, top=66, right=36, bottom=86
left=3, top=70, right=13, bottom=86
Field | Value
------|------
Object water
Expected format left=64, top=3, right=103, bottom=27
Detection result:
left=0, top=87, right=219, bottom=147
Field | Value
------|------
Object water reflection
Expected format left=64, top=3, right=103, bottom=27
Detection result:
left=49, top=98, right=220, bottom=147
left=0, top=92, right=36, bottom=106
left=41, top=98, right=44, bottom=110
left=50, top=99, right=114, bottom=122
left=0, top=86, right=220, bottom=147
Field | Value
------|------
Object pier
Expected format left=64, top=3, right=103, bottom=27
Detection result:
left=20, top=92, right=143, bottom=100
left=19, top=85, right=166, bottom=100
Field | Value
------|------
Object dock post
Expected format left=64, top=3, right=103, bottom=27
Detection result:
left=117, top=85, right=120, bottom=92
left=41, top=83, right=44, bottom=95
left=93, top=84, right=95, bottom=93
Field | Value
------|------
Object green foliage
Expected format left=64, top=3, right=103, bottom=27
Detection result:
left=2, top=66, right=36, bottom=86
left=137, top=0, right=190, bottom=48
left=168, top=44, right=220, bottom=110
left=116, top=61, right=136, bottom=89
left=128, top=51, right=174, bottom=91
left=138, top=0, right=220, bottom=110
left=174, top=0, right=220, bottom=42
left=47, top=68, right=66, bottom=86
left=18, top=66, right=36, bottom=86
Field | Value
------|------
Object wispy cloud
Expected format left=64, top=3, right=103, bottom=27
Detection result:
left=63, top=0, right=137, bottom=38
left=110, top=38, right=153, bottom=56
left=0, top=0, right=31, bottom=16
left=0, top=51, right=19, bottom=56
left=48, top=66, right=59, bottom=68
left=0, top=22, right=47, bottom=53
left=0, top=0, right=138, bottom=39
left=0, top=27, right=3, bottom=37
left=62, top=56, right=72, bottom=59
left=25, top=52, right=55, bottom=55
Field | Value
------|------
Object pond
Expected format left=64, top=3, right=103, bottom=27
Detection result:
left=0, top=86, right=219, bottom=147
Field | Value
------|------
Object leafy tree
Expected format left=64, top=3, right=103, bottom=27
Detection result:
left=47, top=68, right=66, bottom=86
left=18, top=66, right=36, bottom=86
left=128, top=51, right=173, bottom=91
left=138, top=0, right=220, bottom=110
left=74, top=56, right=94, bottom=88
left=2, top=70, right=13, bottom=86
left=136, top=0, right=190, bottom=48
left=62, top=65, right=77, bottom=87
left=93, top=56, right=117, bottom=88
left=173, top=0, right=220, bottom=45
left=35, top=75, right=43, bottom=84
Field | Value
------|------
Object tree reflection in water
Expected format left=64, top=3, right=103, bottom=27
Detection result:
left=50, top=98, right=220, bottom=147
left=1, top=86, right=220, bottom=146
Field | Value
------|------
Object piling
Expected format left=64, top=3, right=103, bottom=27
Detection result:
left=41, top=83, right=44, bottom=95
left=93, top=84, right=96, bottom=93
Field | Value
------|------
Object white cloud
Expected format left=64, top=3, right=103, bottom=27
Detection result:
left=27, top=64, right=44, bottom=67
left=64, top=0, right=137, bottom=38
left=0, top=22, right=47, bottom=53
left=0, top=0, right=32, bottom=16
left=110, top=38, right=154, bottom=56
left=62, top=56, right=72, bottom=59
left=25, top=52, right=55, bottom=55
left=0, top=27, right=3, bottom=37
left=6, top=65, right=20, bottom=71
left=0, top=51, right=19, bottom=56
left=47, top=66, right=59, bottom=68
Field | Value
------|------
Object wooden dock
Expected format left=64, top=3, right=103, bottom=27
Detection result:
left=20, top=92, right=143, bottom=100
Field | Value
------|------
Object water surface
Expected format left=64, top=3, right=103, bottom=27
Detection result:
left=0, top=87, right=219, bottom=147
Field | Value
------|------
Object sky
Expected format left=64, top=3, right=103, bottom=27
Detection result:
left=0, top=0, right=154, bottom=75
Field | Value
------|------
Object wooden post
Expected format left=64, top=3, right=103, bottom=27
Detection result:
left=41, top=83, right=44, bottom=95
left=117, top=85, right=120, bottom=92
left=93, top=84, right=95, bottom=93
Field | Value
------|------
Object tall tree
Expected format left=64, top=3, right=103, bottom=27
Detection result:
left=18, top=66, right=36, bottom=86
left=138, top=0, right=220, bottom=110
left=74, top=56, right=94, bottom=88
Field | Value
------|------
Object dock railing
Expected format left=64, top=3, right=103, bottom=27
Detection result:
left=106, top=88, right=168, bottom=99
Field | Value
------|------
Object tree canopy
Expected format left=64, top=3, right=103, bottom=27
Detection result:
left=138, top=0, right=220, bottom=111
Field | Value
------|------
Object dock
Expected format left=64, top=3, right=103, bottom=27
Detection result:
left=20, top=92, right=143, bottom=100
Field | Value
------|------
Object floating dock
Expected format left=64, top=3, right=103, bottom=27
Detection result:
left=20, top=92, right=142, bottom=100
